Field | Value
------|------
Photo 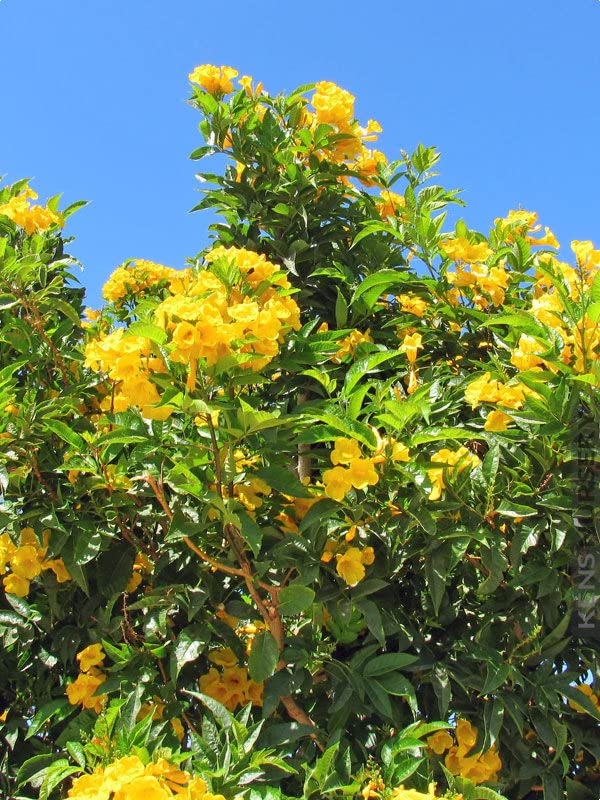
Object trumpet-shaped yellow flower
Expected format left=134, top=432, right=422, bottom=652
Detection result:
left=189, top=64, right=239, bottom=95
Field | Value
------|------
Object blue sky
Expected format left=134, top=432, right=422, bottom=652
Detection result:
left=2, top=0, right=599, bottom=308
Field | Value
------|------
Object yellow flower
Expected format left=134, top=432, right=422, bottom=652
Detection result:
left=484, top=410, right=513, bottom=432
left=336, top=547, right=367, bottom=586
left=441, top=237, right=493, bottom=263
left=400, top=332, right=423, bottom=365
left=346, top=457, right=379, bottom=490
left=376, top=191, right=406, bottom=219
left=330, top=437, right=362, bottom=465
left=113, top=775, right=170, bottom=800
left=238, top=74, right=263, bottom=97
left=221, top=665, right=252, bottom=710
left=216, top=605, right=239, bottom=629
left=361, top=546, right=375, bottom=565
left=427, top=447, right=480, bottom=501
left=0, top=189, right=63, bottom=235
left=312, top=81, right=355, bottom=126
left=42, top=558, right=72, bottom=583
left=390, top=441, right=410, bottom=462
left=3, top=573, right=30, bottom=597
left=322, top=466, right=353, bottom=502
left=510, top=334, right=547, bottom=371
left=397, top=294, right=427, bottom=317
left=333, top=329, right=373, bottom=362
left=189, top=64, right=239, bottom=95
left=126, top=570, right=143, bottom=592
left=352, top=149, right=387, bottom=186
left=444, top=719, right=502, bottom=785
left=527, top=226, right=559, bottom=249
left=66, top=670, right=107, bottom=713
left=390, top=783, right=437, bottom=800
left=77, top=643, right=105, bottom=673
left=208, top=647, right=238, bottom=668
left=10, top=546, right=43, bottom=580
left=464, top=372, right=502, bottom=409
left=427, top=729, right=454, bottom=754
left=67, top=772, right=108, bottom=800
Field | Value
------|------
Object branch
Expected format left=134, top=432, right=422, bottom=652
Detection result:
left=144, top=473, right=246, bottom=578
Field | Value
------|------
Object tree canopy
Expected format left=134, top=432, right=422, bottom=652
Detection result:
left=0, top=65, right=599, bottom=800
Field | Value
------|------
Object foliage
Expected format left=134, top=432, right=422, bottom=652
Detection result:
left=0, top=67, right=599, bottom=800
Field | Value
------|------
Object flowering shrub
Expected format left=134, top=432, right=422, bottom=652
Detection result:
left=0, top=68, right=599, bottom=800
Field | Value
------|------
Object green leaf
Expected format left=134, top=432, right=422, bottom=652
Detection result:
left=248, top=631, right=279, bottom=682
left=0, top=293, right=18, bottom=310
left=254, top=466, right=312, bottom=497
left=66, top=741, right=86, bottom=768
left=239, top=510, right=263, bottom=557
left=125, top=321, right=167, bottom=345
left=351, top=270, right=406, bottom=309
left=74, top=530, right=103, bottom=565
left=16, top=753, right=55, bottom=786
left=425, top=542, right=451, bottom=616
left=172, top=625, right=207, bottom=679
left=363, top=653, right=418, bottom=677
left=43, top=419, right=86, bottom=451
left=496, top=500, right=537, bottom=518
left=304, top=412, right=377, bottom=448
left=343, top=351, right=399, bottom=397
left=186, top=690, right=233, bottom=729
left=335, top=289, right=348, bottom=328
left=590, top=269, right=600, bottom=303
left=482, top=662, right=510, bottom=694
left=355, top=598, right=385, bottom=645
left=477, top=546, right=508, bottom=595
left=25, top=699, right=71, bottom=740
left=278, top=585, right=315, bottom=616
left=365, top=680, right=394, bottom=719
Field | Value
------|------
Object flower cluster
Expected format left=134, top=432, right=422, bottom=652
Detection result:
left=68, top=754, right=223, bottom=800
left=0, top=186, right=63, bottom=235
left=514, top=242, right=600, bottom=377
left=1, top=528, right=70, bottom=597
left=464, top=372, right=533, bottom=413
left=199, top=647, right=263, bottom=711
left=495, top=209, right=559, bottom=249
left=427, top=446, right=481, bottom=501
left=85, top=247, right=301, bottom=418
left=189, top=64, right=239, bottom=95
left=308, top=81, right=387, bottom=185
left=396, top=293, right=428, bottom=318
left=428, top=719, right=502, bottom=785
left=441, top=236, right=510, bottom=309
left=66, top=644, right=108, bottom=714
left=83, top=328, right=162, bottom=418
left=102, top=260, right=176, bottom=304
left=322, top=438, right=380, bottom=502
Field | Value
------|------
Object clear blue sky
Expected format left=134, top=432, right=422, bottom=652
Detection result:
left=2, top=0, right=599, bottom=308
